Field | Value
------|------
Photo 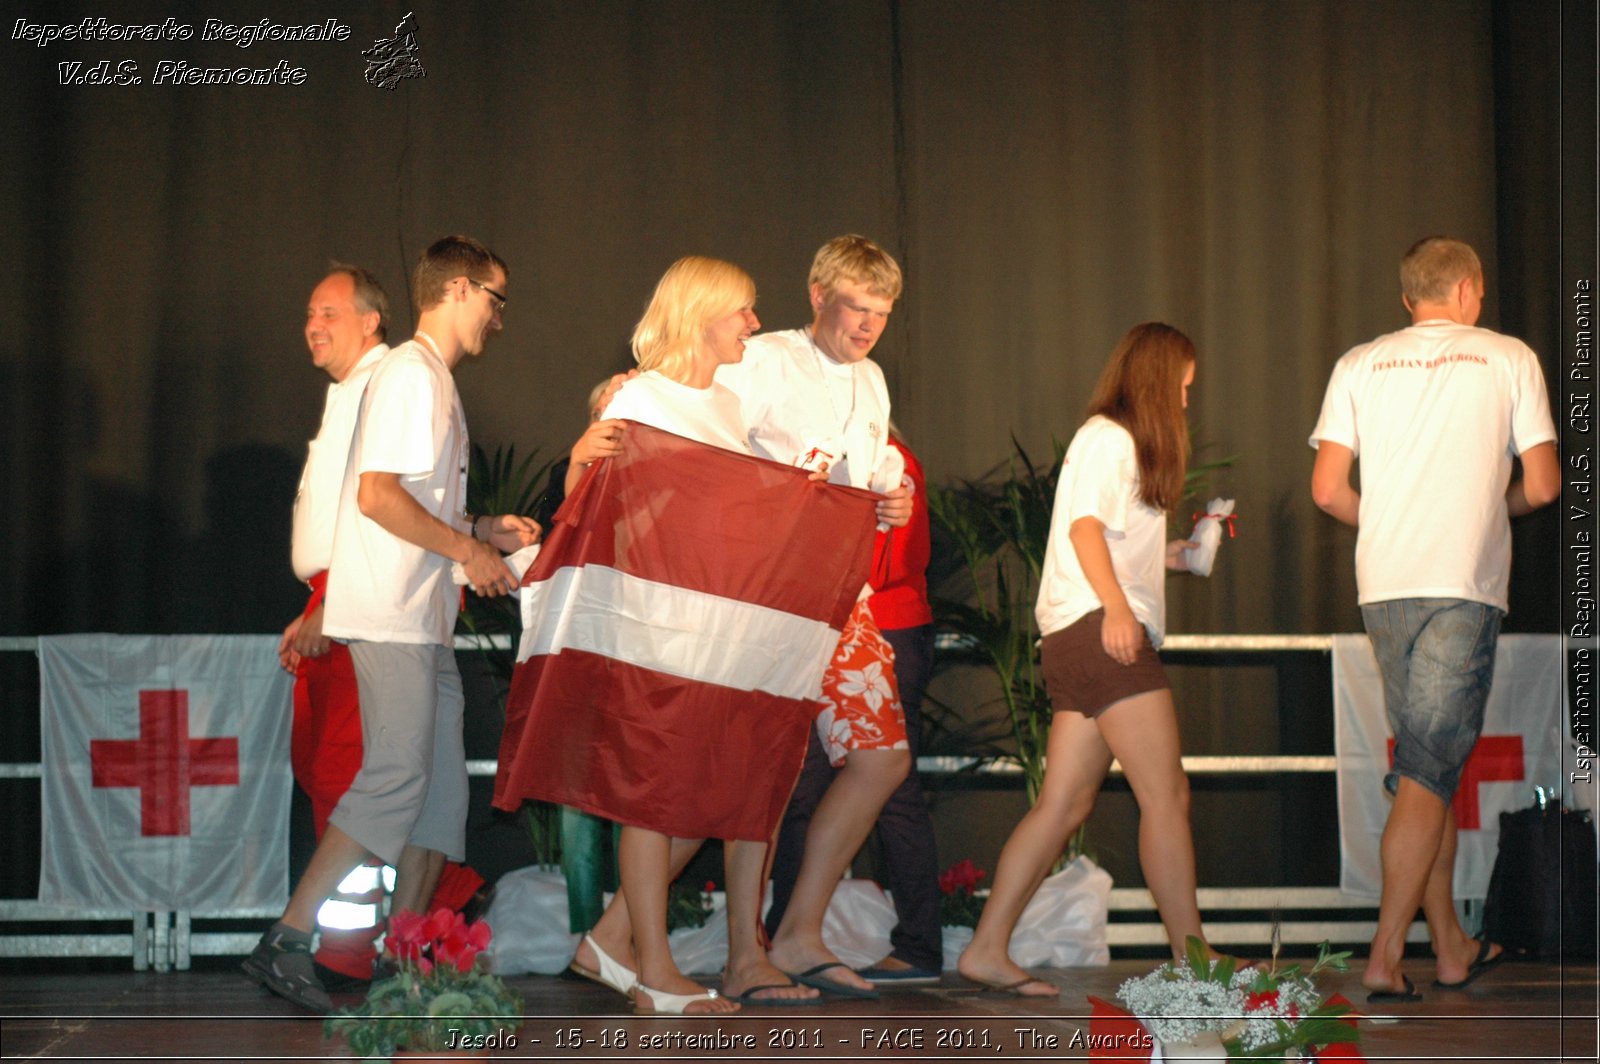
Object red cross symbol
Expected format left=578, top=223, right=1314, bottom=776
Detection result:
left=1387, top=734, right=1524, bottom=830
left=90, top=690, right=240, bottom=836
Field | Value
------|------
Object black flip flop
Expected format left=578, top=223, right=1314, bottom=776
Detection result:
left=1366, top=974, right=1424, bottom=1004
left=1434, top=939, right=1505, bottom=989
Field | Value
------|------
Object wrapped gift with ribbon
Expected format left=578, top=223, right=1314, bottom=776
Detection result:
left=1183, top=497, right=1237, bottom=577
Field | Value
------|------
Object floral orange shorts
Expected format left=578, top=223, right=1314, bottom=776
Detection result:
left=816, top=600, right=910, bottom=767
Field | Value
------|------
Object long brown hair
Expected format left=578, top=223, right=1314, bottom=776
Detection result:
left=1085, top=322, right=1194, bottom=512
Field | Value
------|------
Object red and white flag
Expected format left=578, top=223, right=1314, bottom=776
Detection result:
left=38, top=635, right=292, bottom=911
left=492, top=422, right=879, bottom=842
left=1334, top=634, right=1568, bottom=899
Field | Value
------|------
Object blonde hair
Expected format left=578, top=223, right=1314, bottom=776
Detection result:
left=1400, top=236, right=1481, bottom=306
left=808, top=234, right=903, bottom=302
left=630, top=257, right=756, bottom=382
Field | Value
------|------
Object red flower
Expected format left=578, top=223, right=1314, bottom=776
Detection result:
left=424, top=908, right=458, bottom=943
left=1244, top=989, right=1279, bottom=1011
left=938, top=859, right=987, bottom=895
left=385, top=909, right=429, bottom=969
left=436, top=919, right=492, bottom=974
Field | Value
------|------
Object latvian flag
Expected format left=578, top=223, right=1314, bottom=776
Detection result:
left=492, top=422, right=880, bottom=842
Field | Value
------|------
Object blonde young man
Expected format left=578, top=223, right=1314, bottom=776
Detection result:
left=1310, top=237, right=1559, bottom=1003
left=716, top=235, right=918, bottom=998
left=245, top=236, right=539, bottom=1012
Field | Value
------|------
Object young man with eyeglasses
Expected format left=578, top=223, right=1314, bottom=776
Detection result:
left=245, top=236, right=538, bottom=1012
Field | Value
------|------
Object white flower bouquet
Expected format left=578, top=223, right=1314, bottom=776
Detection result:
left=1090, top=938, right=1363, bottom=1061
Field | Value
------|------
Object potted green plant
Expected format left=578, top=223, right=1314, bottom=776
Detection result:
left=926, top=436, right=1067, bottom=809
left=461, top=442, right=563, bottom=867
left=325, top=908, right=523, bottom=1060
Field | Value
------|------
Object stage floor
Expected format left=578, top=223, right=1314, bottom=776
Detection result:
left=1, top=957, right=1594, bottom=1062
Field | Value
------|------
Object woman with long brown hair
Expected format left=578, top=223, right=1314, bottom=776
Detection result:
left=957, top=321, right=1214, bottom=995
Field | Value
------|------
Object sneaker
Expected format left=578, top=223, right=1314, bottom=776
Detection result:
left=313, top=960, right=371, bottom=994
left=242, top=927, right=333, bottom=1012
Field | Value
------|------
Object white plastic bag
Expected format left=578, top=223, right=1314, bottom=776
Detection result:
left=484, top=866, right=578, bottom=975
left=1183, top=497, right=1235, bottom=577
left=1004, top=856, right=1112, bottom=967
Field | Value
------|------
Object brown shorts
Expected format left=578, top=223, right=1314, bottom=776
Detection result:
left=1040, top=609, right=1169, bottom=719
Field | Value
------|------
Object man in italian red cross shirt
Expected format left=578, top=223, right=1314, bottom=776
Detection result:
left=1310, top=237, right=1559, bottom=1002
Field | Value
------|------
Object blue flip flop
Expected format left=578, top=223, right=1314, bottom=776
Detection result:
left=730, top=982, right=823, bottom=1006
left=787, top=962, right=879, bottom=1000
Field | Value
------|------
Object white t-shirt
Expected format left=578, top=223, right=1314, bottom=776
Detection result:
left=323, top=338, right=469, bottom=645
left=1035, top=416, right=1171, bottom=646
left=290, top=344, right=388, bottom=581
left=715, top=328, right=902, bottom=492
left=1310, top=320, right=1556, bottom=610
left=601, top=371, right=751, bottom=453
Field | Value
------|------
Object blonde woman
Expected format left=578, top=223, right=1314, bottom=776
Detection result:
left=514, top=257, right=823, bottom=1013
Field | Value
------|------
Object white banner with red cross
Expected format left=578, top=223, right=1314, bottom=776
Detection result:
left=38, top=635, right=292, bottom=912
left=1334, top=633, right=1567, bottom=899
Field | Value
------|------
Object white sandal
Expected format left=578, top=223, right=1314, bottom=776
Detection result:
left=568, top=933, right=638, bottom=999
left=633, top=982, right=729, bottom=1015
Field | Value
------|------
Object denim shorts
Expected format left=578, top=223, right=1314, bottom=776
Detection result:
left=1360, top=598, right=1503, bottom=802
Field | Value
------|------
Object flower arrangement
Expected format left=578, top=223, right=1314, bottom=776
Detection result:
left=1094, top=937, right=1362, bottom=1060
left=325, top=908, right=523, bottom=1060
left=938, top=859, right=988, bottom=928
left=665, top=878, right=716, bottom=932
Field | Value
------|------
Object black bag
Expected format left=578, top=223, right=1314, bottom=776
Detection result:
left=1480, top=803, right=1598, bottom=961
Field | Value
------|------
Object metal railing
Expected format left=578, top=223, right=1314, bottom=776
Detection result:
left=1, top=633, right=1419, bottom=967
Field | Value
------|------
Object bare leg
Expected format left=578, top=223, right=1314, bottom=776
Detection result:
left=617, top=826, right=736, bottom=1014
left=577, top=835, right=702, bottom=975
left=722, top=839, right=819, bottom=1002
left=389, top=845, right=446, bottom=918
left=282, top=823, right=372, bottom=933
left=1363, top=777, right=1448, bottom=994
left=1095, top=689, right=1208, bottom=958
left=1419, top=812, right=1503, bottom=984
left=958, top=709, right=1108, bottom=996
left=766, top=748, right=910, bottom=992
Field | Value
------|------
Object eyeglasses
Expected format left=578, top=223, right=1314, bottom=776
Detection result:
left=468, top=278, right=508, bottom=313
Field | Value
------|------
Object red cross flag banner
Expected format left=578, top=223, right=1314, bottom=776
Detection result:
left=493, top=421, right=879, bottom=842
left=1333, top=634, right=1567, bottom=899
left=38, top=635, right=292, bottom=911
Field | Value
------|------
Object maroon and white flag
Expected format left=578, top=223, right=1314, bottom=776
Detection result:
left=38, top=635, right=292, bottom=911
left=493, top=422, right=879, bottom=841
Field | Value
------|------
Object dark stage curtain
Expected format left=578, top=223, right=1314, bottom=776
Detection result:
left=1, top=0, right=1562, bottom=639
